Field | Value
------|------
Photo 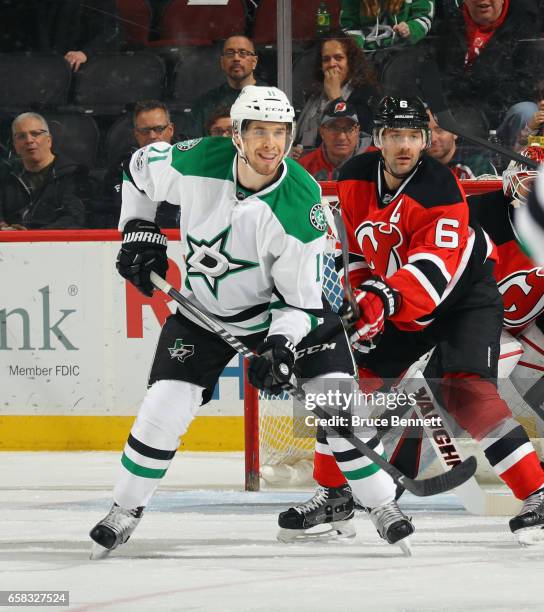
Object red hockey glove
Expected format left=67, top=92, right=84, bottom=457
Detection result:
left=349, top=278, right=400, bottom=345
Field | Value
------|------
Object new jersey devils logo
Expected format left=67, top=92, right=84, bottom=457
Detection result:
left=355, top=221, right=403, bottom=276
left=499, top=267, right=544, bottom=328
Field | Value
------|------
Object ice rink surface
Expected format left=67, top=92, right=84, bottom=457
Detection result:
left=1, top=452, right=543, bottom=612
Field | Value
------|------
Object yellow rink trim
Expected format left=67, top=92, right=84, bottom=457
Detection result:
left=0, top=415, right=245, bottom=451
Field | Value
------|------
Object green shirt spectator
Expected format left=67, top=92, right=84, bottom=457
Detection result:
left=340, top=0, right=434, bottom=49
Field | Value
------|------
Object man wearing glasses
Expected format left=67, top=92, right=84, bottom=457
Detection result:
left=0, top=112, right=87, bottom=230
left=298, top=99, right=366, bottom=181
left=132, top=101, right=175, bottom=148
left=101, top=101, right=178, bottom=228
left=187, top=35, right=268, bottom=138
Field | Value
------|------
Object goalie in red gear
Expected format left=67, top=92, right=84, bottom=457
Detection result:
left=470, top=145, right=544, bottom=335
left=306, top=97, right=544, bottom=541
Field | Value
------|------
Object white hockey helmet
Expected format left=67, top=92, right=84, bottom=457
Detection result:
left=503, top=145, right=544, bottom=207
left=230, top=85, right=296, bottom=160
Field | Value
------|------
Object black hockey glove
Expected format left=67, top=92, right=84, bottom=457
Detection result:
left=247, top=335, right=297, bottom=396
left=116, top=219, right=168, bottom=297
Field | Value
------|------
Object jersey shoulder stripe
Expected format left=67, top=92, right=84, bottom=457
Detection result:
left=170, top=136, right=235, bottom=181
left=405, top=155, right=464, bottom=209
left=260, top=159, right=325, bottom=244
left=338, top=150, right=381, bottom=182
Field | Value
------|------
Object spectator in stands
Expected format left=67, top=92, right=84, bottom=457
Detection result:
left=298, top=99, right=364, bottom=181
left=433, top=0, right=541, bottom=148
left=0, top=113, right=87, bottom=230
left=205, top=107, right=233, bottom=137
left=340, top=0, right=434, bottom=50
left=294, top=33, right=379, bottom=152
left=186, top=35, right=267, bottom=138
left=515, top=81, right=544, bottom=151
left=426, top=110, right=497, bottom=178
left=99, top=101, right=178, bottom=229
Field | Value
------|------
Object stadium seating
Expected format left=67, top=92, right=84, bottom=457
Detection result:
left=169, top=45, right=224, bottom=108
left=103, top=114, right=135, bottom=167
left=71, top=52, right=166, bottom=116
left=44, top=111, right=100, bottom=169
left=0, top=53, right=71, bottom=116
left=380, top=48, right=425, bottom=98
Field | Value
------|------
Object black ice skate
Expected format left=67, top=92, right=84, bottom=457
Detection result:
left=368, top=499, right=414, bottom=556
left=509, top=487, right=544, bottom=546
left=277, top=484, right=355, bottom=542
left=89, top=503, right=144, bottom=559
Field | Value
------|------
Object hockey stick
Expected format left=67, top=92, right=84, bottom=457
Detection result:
left=419, top=59, right=539, bottom=169
left=332, top=210, right=361, bottom=319
left=150, top=271, right=477, bottom=497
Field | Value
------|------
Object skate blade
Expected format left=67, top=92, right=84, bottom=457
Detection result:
left=516, top=526, right=544, bottom=546
left=397, top=537, right=413, bottom=557
left=277, top=520, right=356, bottom=543
left=90, top=541, right=112, bottom=560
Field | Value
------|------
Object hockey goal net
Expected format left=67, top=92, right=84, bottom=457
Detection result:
left=243, top=179, right=543, bottom=491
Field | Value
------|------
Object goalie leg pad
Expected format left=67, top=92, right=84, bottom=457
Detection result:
left=440, top=373, right=512, bottom=440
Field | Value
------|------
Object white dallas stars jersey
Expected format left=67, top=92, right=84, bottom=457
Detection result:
left=120, top=137, right=327, bottom=345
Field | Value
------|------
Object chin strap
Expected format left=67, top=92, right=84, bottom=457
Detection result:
left=232, top=132, right=249, bottom=165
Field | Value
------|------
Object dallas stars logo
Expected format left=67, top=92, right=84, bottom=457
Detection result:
left=309, top=203, right=327, bottom=232
left=185, top=226, right=258, bottom=297
left=168, top=339, right=195, bottom=363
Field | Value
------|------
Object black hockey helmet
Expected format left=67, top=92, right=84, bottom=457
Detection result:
left=373, top=96, right=431, bottom=148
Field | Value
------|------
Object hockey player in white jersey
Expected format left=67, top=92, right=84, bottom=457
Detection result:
left=89, top=86, right=414, bottom=559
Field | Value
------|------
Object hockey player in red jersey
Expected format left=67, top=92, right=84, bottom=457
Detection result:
left=279, top=97, right=544, bottom=544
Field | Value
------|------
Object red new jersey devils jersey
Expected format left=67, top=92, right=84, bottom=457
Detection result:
left=337, top=151, right=495, bottom=332
left=469, top=189, right=544, bottom=334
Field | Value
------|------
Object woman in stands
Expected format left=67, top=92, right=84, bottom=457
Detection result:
left=294, top=33, right=379, bottom=152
